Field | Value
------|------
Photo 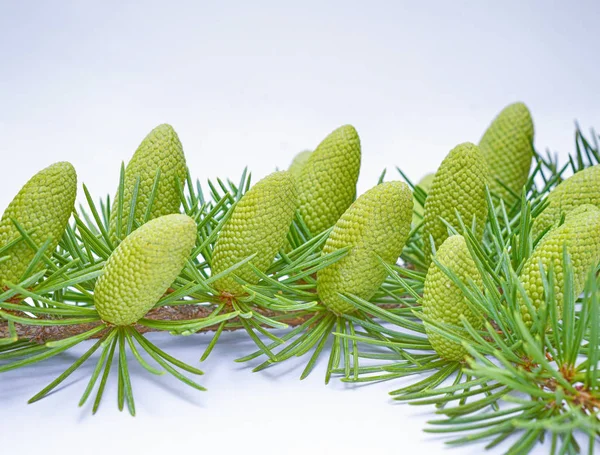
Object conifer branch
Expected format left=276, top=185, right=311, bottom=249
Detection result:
left=2, top=117, right=600, bottom=454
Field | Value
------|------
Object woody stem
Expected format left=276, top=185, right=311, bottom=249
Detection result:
left=0, top=305, right=318, bottom=343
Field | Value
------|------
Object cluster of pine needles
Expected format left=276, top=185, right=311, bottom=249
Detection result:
left=1, top=125, right=599, bottom=455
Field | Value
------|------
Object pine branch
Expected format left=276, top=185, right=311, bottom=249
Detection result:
left=2, top=118, right=599, bottom=450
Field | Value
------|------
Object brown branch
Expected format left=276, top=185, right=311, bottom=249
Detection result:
left=0, top=305, right=314, bottom=344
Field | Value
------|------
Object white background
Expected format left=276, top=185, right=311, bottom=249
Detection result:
left=1, top=1, right=599, bottom=454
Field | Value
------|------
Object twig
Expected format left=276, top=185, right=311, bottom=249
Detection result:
left=0, top=305, right=314, bottom=343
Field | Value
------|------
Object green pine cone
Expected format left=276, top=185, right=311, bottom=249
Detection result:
left=0, top=162, right=77, bottom=284
left=422, top=143, right=489, bottom=266
left=479, top=102, right=534, bottom=203
left=412, top=172, right=435, bottom=226
left=288, top=150, right=312, bottom=179
left=532, top=164, right=600, bottom=239
left=95, top=214, right=197, bottom=326
left=519, top=204, right=600, bottom=325
left=211, top=171, right=298, bottom=295
left=296, top=125, right=361, bottom=235
left=109, top=124, right=187, bottom=242
left=421, top=235, right=483, bottom=361
left=317, top=181, right=413, bottom=315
